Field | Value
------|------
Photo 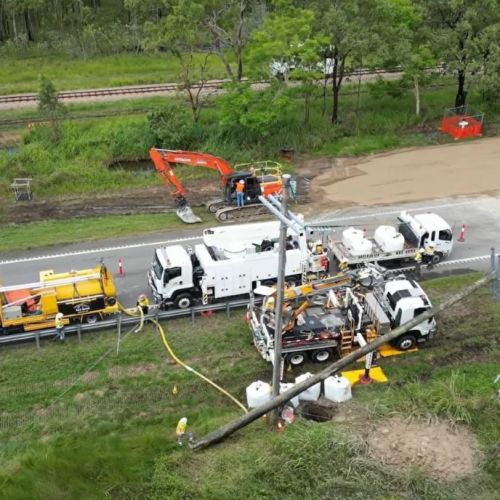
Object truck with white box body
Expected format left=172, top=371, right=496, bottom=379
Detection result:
left=329, top=211, right=454, bottom=266
left=148, top=220, right=329, bottom=309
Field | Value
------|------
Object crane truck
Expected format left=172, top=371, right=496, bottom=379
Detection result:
left=0, top=264, right=118, bottom=334
left=149, top=148, right=283, bottom=224
left=248, top=267, right=436, bottom=367
left=329, top=211, right=454, bottom=266
left=148, top=219, right=329, bottom=309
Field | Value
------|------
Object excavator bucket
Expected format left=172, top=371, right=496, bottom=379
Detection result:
left=176, top=205, right=202, bottom=224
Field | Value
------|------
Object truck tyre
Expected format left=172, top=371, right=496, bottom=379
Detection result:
left=431, top=252, right=443, bottom=265
left=286, top=353, right=306, bottom=367
left=310, top=348, right=333, bottom=363
left=174, top=293, right=193, bottom=309
left=393, top=334, right=416, bottom=351
left=85, top=314, right=99, bottom=325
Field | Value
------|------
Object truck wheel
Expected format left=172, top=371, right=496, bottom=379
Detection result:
left=174, top=294, right=193, bottom=309
left=286, top=353, right=306, bottom=367
left=393, top=334, right=416, bottom=351
left=431, top=253, right=443, bottom=265
left=310, top=349, right=333, bottom=363
left=85, top=314, right=99, bottom=325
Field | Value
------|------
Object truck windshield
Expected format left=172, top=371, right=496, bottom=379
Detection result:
left=438, top=229, right=452, bottom=241
left=152, top=254, right=164, bottom=280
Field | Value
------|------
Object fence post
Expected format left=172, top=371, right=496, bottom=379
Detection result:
left=77, top=324, right=81, bottom=344
left=226, top=302, right=230, bottom=318
left=35, top=332, right=40, bottom=350
left=116, top=312, right=122, bottom=355
left=191, top=307, right=195, bottom=325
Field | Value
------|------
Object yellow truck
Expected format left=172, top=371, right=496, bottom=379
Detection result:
left=0, top=264, right=119, bottom=334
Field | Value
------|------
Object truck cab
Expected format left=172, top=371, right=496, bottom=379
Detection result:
left=148, top=245, right=197, bottom=308
left=398, top=211, right=453, bottom=261
left=382, top=279, right=436, bottom=349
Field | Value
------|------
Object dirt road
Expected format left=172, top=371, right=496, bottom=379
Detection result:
left=310, top=137, right=500, bottom=208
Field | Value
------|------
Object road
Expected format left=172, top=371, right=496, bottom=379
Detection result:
left=1, top=195, right=499, bottom=307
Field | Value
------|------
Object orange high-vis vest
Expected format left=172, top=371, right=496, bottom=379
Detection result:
left=235, top=182, right=245, bottom=193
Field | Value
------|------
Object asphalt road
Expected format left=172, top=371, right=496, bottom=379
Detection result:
left=1, top=195, right=499, bottom=307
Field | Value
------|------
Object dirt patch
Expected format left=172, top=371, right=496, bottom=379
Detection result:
left=4, top=179, right=221, bottom=223
left=80, top=371, right=98, bottom=383
left=108, top=362, right=158, bottom=380
left=310, top=137, right=500, bottom=208
left=366, top=418, right=479, bottom=482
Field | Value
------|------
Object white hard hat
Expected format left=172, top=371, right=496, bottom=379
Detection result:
left=56, top=313, right=64, bottom=319
left=179, top=417, right=187, bottom=424
left=239, top=179, right=245, bottom=184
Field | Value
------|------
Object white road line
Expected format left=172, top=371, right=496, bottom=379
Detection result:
left=0, top=236, right=202, bottom=265
left=314, top=200, right=479, bottom=224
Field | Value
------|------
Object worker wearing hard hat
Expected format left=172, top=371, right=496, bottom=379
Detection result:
left=175, top=417, right=194, bottom=446
left=235, top=179, right=245, bottom=208
left=54, top=312, right=65, bottom=342
left=137, top=294, right=150, bottom=314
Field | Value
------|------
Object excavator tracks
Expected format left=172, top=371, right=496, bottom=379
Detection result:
left=215, top=204, right=270, bottom=223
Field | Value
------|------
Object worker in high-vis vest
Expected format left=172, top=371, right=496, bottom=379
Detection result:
left=235, top=179, right=245, bottom=208
left=175, top=417, right=194, bottom=446
left=54, top=312, right=65, bottom=342
left=137, top=294, right=150, bottom=314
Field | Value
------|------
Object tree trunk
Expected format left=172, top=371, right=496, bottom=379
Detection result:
left=414, top=75, right=420, bottom=116
left=455, top=69, right=467, bottom=108
left=12, top=11, right=17, bottom=41
left=331, top=83, right=340, bottom=124
left=24, top=10, right=34, bottom=42
left=304, top=92, right=310, bottom=125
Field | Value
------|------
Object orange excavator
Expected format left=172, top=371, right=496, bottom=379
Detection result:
left=149, top=148, right=284, bottom=223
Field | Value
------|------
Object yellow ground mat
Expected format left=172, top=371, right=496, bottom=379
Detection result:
left=378, top=344, right=418, bottom=358
left=341, top=366, right=388, bottom=385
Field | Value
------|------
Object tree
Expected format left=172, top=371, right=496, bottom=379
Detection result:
left=144, top=0, right=213, bottom=122
left=37, top=75, right=66, bottom=141
left=247, top=1, right=327, bottom=124
left=203, top=0, right=254, bottom=81
left=419, top=0, right=500, bottom=108
left=312, top=0, right=382, bottom=124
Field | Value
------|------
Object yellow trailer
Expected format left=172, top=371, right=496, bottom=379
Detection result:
left=0, top=264, right=118, bottom=334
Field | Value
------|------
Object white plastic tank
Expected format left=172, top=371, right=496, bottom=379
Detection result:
left=246, top=380, right=272, bottom=409
left=374, top=225, right=405, bottom=252
left=324, top=375, right=352, bottom=403
left=342, top=227, right=363, bottom=247
left=295, top=372, right=321, bottom=401
left=280, top=382, right=300, bottom=408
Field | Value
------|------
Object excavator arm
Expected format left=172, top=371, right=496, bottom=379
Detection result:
left=149, top=148, right=235, bottom=224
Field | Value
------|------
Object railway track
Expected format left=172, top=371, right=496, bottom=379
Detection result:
left=0, top=66, right=405, bottom=106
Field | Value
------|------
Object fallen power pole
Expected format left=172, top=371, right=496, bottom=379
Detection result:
left=191, top=270, right=497, bottom=451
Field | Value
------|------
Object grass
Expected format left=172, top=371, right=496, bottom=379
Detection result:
left=0, top=273, right=499, bottom=498
left=0, top=52, right=228, bottom=95
left=0, top=211, right=209, bottom=253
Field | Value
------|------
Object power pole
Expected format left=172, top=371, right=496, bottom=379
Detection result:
left=271, top=174, right=291, bottom=421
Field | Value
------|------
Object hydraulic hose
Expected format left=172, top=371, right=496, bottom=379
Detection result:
left=116, top=302, right=247, bottom=414
left=150, top=318, right=248, bottom=415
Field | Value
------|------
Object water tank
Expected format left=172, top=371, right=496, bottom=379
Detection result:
left=324, top=375, right=352, bottom=403
left=280, top=382, right=299, bottom=408
left=295, top=372, right=321, bottom=401
left=342, top=227, right=373, bottom=256
left=342, top=227, right=363, bottom=247
left=374, top=225, right=405, bottom=252
left=246, top=380, right=272, bottom=409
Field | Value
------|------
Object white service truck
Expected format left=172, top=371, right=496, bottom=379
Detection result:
left=329, top=211, right=454, bottom=266
left=248, top=274, right=436, bottom=367
left=148, top=220, right=329, bottom=309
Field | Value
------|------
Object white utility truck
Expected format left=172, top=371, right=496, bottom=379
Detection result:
left=148, top=220, right=329, bottom=309
left=329, top=211, right=454, bottom=266
left=248, top=272, right=436, bottom=367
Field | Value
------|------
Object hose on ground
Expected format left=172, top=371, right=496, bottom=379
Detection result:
left=150, top=317, right=248, bottom=415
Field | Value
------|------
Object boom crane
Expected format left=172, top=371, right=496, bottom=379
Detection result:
left=149, top=148, right=283, bottom=224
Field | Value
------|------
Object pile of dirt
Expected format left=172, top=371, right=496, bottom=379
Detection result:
left=310, top=137, right=500, bottom=208
left=366, top=418, right=479, bottom=482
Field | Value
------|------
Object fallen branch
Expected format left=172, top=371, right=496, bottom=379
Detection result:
left=191, top=272, right=495, bottom=450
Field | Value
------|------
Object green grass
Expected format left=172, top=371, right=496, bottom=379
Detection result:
left=0, top=212, right=207, bottom=253
left=0, top=273, right=499, bottom=498
left=0, top=52, right=228, bottom=95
